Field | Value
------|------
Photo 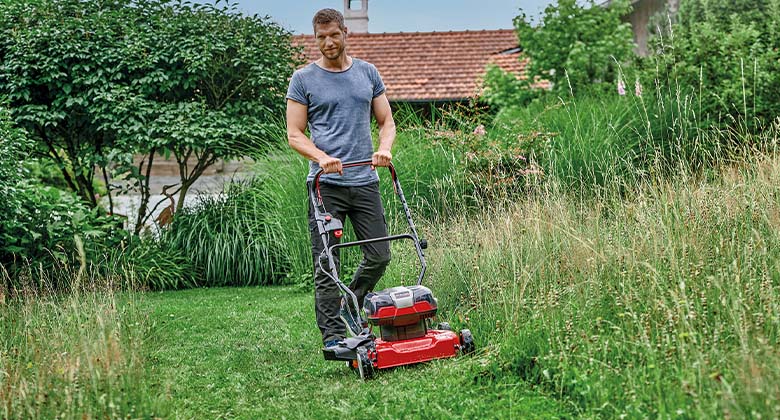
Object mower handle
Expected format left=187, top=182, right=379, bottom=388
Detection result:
left=312, top=159, right=398, bottom=206
left=309, top=159, right=427, bottom=286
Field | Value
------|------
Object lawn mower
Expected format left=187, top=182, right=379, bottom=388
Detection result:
left=311, top=160, right=475, bottom=379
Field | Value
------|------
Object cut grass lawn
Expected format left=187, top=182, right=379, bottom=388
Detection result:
left=140, top=286, right=570, bottom=419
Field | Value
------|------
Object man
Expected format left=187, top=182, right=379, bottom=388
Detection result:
left=285, top=8, right=396, bottom=351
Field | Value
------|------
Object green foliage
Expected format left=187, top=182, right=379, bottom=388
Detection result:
left=105, top=238, right=199, bottom=291
left=0, top=107, right=32, bottom=243
left=0, top=107, right=125, bottom=276
left=0, top=0, right=300, bottom=226
left=642, top=0, right=780, bottom=127
left=0, top=0, right=136, bottom=206
left=478, top=75, right=778, bottom=197
left=481, top=65, right=533, bottom=110
left=484, top=0, right=635, bottom=107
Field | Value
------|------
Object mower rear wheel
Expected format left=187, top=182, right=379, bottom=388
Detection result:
left=356, top=347, right=374, bottom=380
left=459, top=329, right=475, bottom=355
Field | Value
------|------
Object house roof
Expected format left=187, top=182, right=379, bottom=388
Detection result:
left=292, top=29, right=526, bottom=102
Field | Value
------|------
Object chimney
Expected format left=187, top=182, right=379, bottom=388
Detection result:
left=344, top=0, right=369, bottom=33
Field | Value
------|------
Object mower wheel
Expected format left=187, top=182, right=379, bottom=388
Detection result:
left=459, top=329, right=475, bottom=355
left=356, top=347, right=374, bottom=380
left=436, top=322, right=452, bottom=331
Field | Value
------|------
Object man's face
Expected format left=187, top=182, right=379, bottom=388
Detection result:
left=314, top=21, right=347, bottom=60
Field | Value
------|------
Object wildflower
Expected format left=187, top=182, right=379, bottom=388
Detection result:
left=635, top=78, right=643, bottom=97
left=472, top=124, right=486, bottom=136
left=617, top=79, right=626, bottom=96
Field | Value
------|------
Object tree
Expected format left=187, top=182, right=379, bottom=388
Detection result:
left=0, top=0, right=135, bottom=208
left=0, top=0, right=301, bottom=233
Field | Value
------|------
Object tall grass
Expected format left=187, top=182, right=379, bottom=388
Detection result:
left=159, top=175, right=300, bottom=287
left=425, top=146, right=780, bottom=418
left=159, top=123, right=472, bottom=288
left=0, top=266, right=164, bottom=419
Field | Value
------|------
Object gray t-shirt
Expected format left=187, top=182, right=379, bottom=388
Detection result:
left=286, top=58, right=386, bottom=186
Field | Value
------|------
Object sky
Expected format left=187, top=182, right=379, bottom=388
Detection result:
left=219, top=1, right=558, bottom=35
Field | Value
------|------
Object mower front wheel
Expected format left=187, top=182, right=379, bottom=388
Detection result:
left=356, top=346, right=375, bottom=380
left=459, top=329, right=475, bottom=355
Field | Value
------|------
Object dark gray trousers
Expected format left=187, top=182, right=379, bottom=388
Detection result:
left=308, top=181, right=391, bottom=344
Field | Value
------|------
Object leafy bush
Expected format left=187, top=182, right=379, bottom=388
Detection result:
left=483, top=0, right=635, bottom=107
left=0, top=106, right=32, bottom=250
left=158, top=176, right=296, bottom=287
left=104, top=238, right=199, bottom=290
left=642, top=0, right=780, bottom=128
left=1, top=106, right=127, bottom=286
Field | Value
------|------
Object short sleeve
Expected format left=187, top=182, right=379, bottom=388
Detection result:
left=369, top=64, right=386, bottom=98
left=286, top=71, right=308, bottom=105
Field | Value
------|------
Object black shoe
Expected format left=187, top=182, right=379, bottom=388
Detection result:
left=322, top=338, right=347, bottom=361
left=339, top=298, right=362, bottom=337
left=323, top=339, right=345, bottom=351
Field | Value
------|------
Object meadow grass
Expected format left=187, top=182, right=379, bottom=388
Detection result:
left=424, top=152, right=780, bottom=418
left=0, top=267, right=164, bottom=419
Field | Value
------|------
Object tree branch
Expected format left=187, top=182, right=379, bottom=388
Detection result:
left=133, top=148, right=156, bottom=235
left=38, top=126, right=78, bottom=193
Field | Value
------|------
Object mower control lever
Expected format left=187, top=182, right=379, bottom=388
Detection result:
left=318, top=212, right=343, bottom=236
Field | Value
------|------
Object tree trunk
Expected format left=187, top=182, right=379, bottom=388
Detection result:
left=176, top=181, right=191, bottom=213
left=102, top=165, right=114, bottom=215
left=134, top=149, right=155, bottom=235
left=174, top=149, right=219, bottom=213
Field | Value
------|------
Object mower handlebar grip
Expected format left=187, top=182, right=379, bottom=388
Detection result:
left=312, top=160, right=398, bottom=203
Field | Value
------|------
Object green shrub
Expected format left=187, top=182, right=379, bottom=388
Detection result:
left=1, top=106, right=127, bottom=287
left=483, top=0, right=635, bottom=107
left=642, top=0, right=780, bottom=128
left=104, top=238, right=199, bottom=290
left=158, top=176, right=297, bottom=287
left=0, top=106, right=32, bottom=253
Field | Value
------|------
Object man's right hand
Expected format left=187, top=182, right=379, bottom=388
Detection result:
left=318, top=156, right=343, bottom=175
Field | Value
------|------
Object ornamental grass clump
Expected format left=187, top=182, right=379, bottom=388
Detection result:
left=159, top=176, right=295, bottom=287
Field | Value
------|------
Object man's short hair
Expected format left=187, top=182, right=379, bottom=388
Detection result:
left=312, top=8, right=346, bottom=32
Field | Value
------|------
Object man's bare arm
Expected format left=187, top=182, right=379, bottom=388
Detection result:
left=371, top=93, right=396, bottom=167
left=286, top=99, right=342, bottom=175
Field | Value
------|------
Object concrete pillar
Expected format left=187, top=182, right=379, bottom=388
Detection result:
left=344, top=0, right=369, bottom=33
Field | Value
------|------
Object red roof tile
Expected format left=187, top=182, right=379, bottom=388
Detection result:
left=292, top=29, right=525, bottom=101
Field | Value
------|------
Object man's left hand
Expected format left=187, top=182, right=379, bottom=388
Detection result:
left=372, top=150, right=392, bottom=168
